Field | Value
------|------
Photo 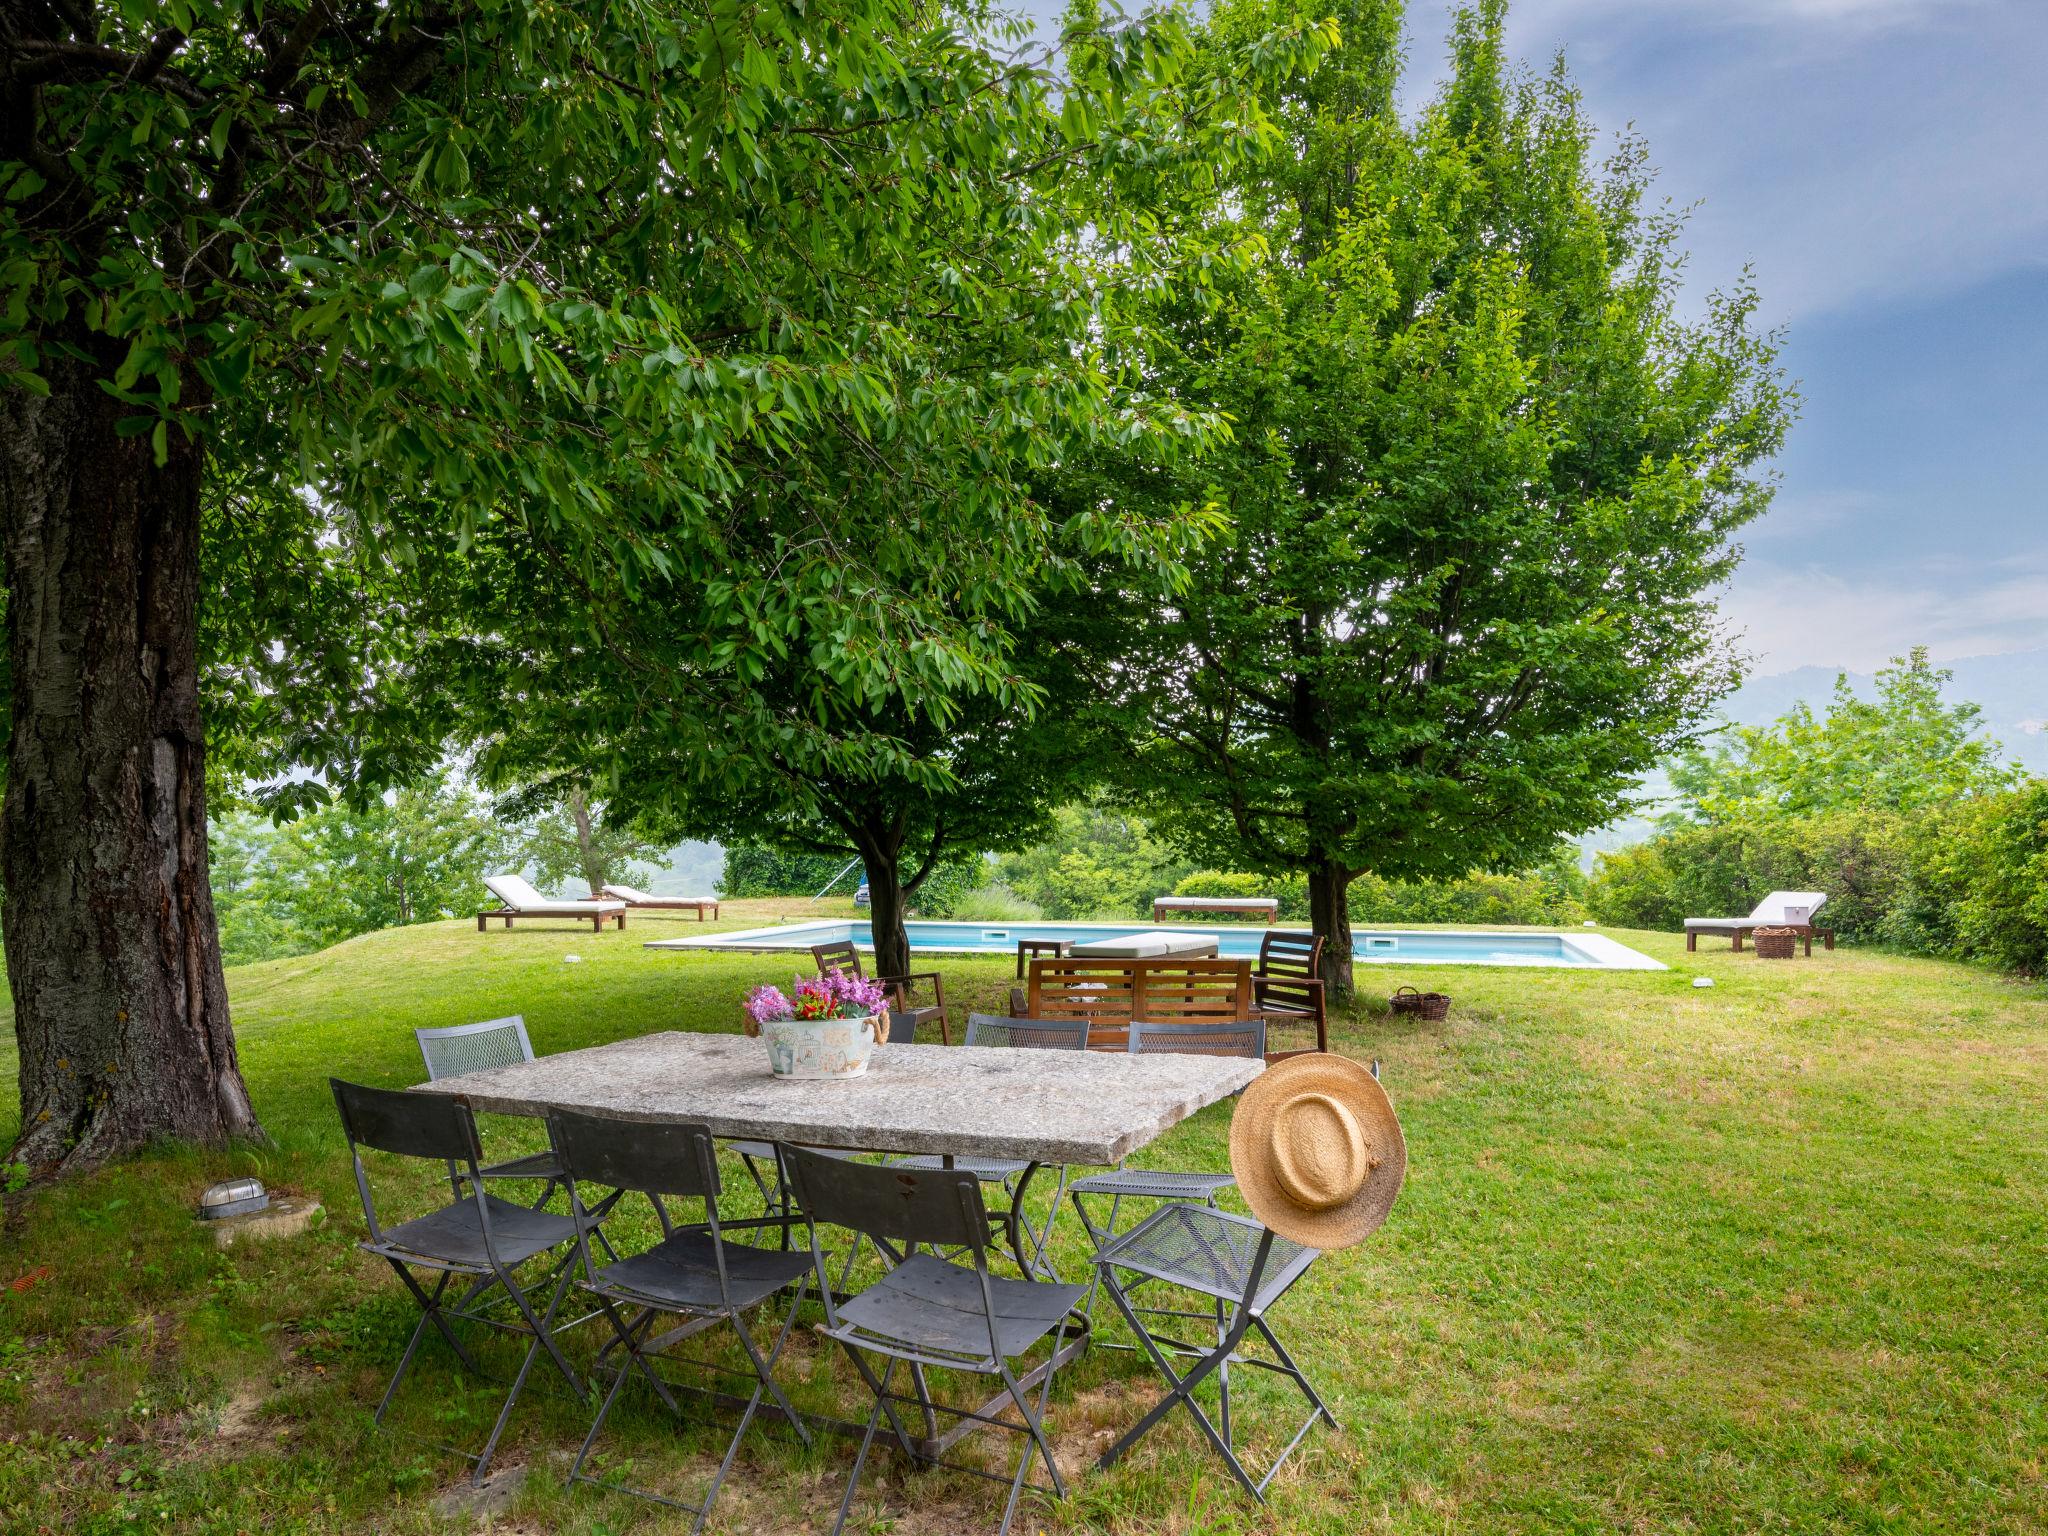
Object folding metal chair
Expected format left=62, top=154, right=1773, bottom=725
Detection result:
left=1069, top=1018, right=1266, bottom=1322
left=1090, top=1203, right=1334, bottom=1499
left=781, top=1145, right=1089, bottom=1536
left=330, top=1078, right=593, bottom=1482
left=548, top=1108, right=813, bottom=1528
left=887, top=1013, right=1087, bottom=1280
left=414, top=1017, right=563, bottom=1203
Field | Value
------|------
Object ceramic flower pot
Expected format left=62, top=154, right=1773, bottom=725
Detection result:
left=759, top=1012, right=887, bottom=1080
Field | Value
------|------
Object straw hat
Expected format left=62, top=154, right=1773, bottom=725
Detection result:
left=1229, top=1054, right=1406, bottom=1250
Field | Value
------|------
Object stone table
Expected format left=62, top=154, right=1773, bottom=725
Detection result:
left=410, top=1031, right=1261, bottom=1165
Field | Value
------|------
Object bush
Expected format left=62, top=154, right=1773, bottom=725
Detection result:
left=1351, top=864, right=1587, bottom=927
left=1583, top=781, right=2048, bottom=973
left=940, top=883, right=1045, bottom=922
left=718, top=843, right=862, bottom=898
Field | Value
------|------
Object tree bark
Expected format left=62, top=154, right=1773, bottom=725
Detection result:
left=1307, top=856, right=1355, bottom=1005
left=860, top=851, right=911, bottom=979
left=567, top=788, right=604, bottom=893
left=1, top=352, right=262, bottom=1177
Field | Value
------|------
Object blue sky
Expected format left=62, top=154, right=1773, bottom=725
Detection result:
left=1397, top=0, right=2048, bottom=674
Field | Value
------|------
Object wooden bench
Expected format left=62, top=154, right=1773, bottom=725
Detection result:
left=1015, top=958, right=1335, bottom=1064
left=1152, top=896, right=1280, bottom=923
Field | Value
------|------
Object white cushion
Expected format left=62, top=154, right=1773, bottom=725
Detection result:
left=1071, top=932, right=1220, bottom=958
left=1153, top=896, right=1278, bottom=909
left=1748, top=890, right=1828, bottom=922
left=482, top=874, right=622, bottom=913
left=602, top=885, right=716, bottom=904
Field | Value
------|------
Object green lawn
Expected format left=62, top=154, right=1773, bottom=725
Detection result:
left=3, top=907, right=2045, bottom=1534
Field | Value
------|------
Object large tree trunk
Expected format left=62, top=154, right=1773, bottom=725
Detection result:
left=1, top=354, right=261, bottom=1177
left=1307, top=856, right=1355, bottom=1005
left=860, top=853, right=911, bottom=979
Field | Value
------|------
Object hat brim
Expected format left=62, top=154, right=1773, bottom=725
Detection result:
left=1229, top=1054, right=1405, bottom=1250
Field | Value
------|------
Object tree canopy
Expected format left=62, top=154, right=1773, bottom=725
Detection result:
left=1060, top=0, right=1792, bottom=994
left=0, top=0, right=1329, bottom=1173
left=1667, top=648, right=2019, bottom=825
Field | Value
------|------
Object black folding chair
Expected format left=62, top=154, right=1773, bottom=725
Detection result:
left=1069, top=1018, right=1266, bottom=1323
left=330, top=1078, right=593, bottom=1482
left=886, top=1012, right=1088, bottom=1280
left=1091, top=1203, right=1335, bottom=1499
left=781, top=1144, right=1089, bottom=1536
left=547, top=1108, right=813, bottom=1527
left=414, top=1016, right=564, bottom=1205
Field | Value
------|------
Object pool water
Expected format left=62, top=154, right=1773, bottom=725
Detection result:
left=646, top=919, right=1664, bottom=970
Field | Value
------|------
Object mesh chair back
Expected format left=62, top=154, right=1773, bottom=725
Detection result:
left=1126, top=1019, right=1267, bottom=1058
left=331, top=1077, right=481, bottom=1163
left=964, top=1013, right=1090, bottom=1051
left=885, top=1011, right=920, bottom=1044
left=547, top=1107, right=720, bottom=1199
left=811, top=939, right=865, bottom=980
left=415, top=1016, right=536, bottom=1081
left=782, top=1143, right=988, bottom=1250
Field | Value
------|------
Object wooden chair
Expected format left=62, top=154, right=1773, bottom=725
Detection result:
left=1251, top=932, right=1328, bottom=1058
left=812, top=939, right=950, bottom=1045
left=1023, top=959, right=1254, bottom=1053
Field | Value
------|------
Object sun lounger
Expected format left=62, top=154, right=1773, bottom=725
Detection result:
left=1684, top=890, right=1832, bottom=954
left=1071, top=932, right=1221, bottom=959
left=597, top=883, right=719, bottom=921
left=1152, top=895, right=1281, bottom=923
left=477, top=873, right=627, bottom=932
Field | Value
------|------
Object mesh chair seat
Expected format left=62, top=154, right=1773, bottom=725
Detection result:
left=368, top=1193, right=580, bottom=1272
left=1069, top=1168, right=1236, bottom=1202
left=594, top=1229, right=814, bottom=1312
left=831, top=1253, right=1086, bottom=1363
left=1097, top=1204, right=1316, bottom=1310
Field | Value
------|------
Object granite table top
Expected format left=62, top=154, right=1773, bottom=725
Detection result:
left=410, top=1031, right=1262, bottom=1166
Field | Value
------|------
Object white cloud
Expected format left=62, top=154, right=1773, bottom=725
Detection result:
left=1717, top=554, right=2048, bottom=672
left=1404, top=0, right=2048, bottom=324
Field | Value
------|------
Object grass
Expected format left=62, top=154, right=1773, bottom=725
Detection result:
left=2, top=902, right=2046, bottom=1534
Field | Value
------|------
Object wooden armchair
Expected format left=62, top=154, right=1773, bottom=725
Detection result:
left=1252, top=931, right=1328, bottom=1058
left=811, top=939, right=950, bottom=1045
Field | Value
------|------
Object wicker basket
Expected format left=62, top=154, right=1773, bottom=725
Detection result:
left=1752, top=926, right=1799, bottom=960
left=1390, top=985, right=1450, bottom=1021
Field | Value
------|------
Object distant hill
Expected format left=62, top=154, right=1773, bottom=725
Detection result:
left=1576, top=646, right=2048, bottom=863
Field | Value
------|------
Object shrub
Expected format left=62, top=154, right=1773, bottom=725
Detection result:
left=940, top=883, right=1045, bottom=922
left=1583, top=780, right=2048, bottom=973
left=718, top=843, right=859, bottom=898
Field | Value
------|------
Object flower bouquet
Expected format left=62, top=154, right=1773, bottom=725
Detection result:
left=743, top=972, right=891, bottom=1080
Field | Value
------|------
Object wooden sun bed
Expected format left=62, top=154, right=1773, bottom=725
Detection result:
left=598, top=884, right=720, bottom=920
left=1152, top=895, right=1281, bottom=923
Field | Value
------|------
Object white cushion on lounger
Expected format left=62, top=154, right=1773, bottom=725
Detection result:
left=482, top=873, right=624, bottom=914
left=1070, top=932, right=1220, bottom=958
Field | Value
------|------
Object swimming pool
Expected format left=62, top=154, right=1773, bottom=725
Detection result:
left=645, top=920, right=1664, bottom=970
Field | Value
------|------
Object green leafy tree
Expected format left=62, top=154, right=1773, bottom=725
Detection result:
left=1667, top=648, right=2019, bottom=825
left=0, top=0, right=1327, bottom=1172
left=1068, top=0, right=1791, bottom=998
left=515, top=789, right=663, bottom=898
left=998, top=804, right=1195, bottom=919
left=263, top=772, right=509, bottom=948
